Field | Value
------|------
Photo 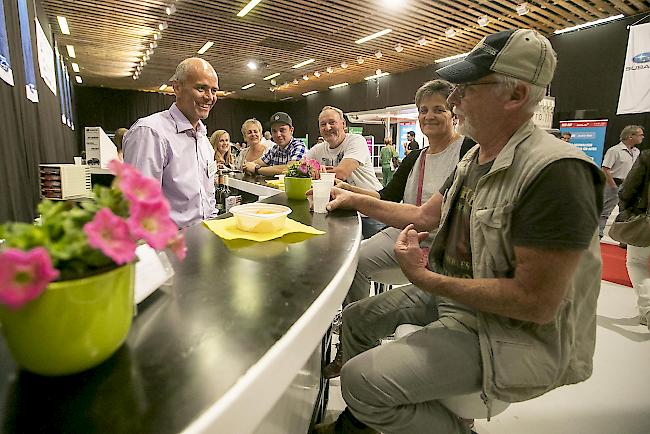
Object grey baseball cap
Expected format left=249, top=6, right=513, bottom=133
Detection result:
left=436, top=29, right=557, bottom=87
left=269, top=112, right=293, bottom=128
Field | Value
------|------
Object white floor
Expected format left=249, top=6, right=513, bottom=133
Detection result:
left=325, top=280, right=650, bottom=433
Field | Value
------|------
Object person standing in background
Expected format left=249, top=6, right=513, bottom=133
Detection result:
left=599, top=125, right=644, bottom=238
left=618, top=149, right=650, bottom=330
left=404, top=130, right=419, bottom=155
left=262, top=130, right=275, bottom=147
left=561, top=132, right=572, bottom=142
left=379, top=138, right=398, bottom=186
left=112, top=128, right=128, bottom=161
left=123, top=57, right=219, bottom=228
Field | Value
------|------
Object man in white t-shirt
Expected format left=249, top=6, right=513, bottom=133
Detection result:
left=307, top=106, right=382, bottom=191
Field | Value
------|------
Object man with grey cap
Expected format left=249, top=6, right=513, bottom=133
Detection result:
left=243, top=112, right=305, bottom=176
left=314, top=29, right=604, bottom=434
left=123, top=57, right=219, bottom=228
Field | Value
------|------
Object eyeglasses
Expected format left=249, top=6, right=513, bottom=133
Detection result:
left=452, top=81, right=502, bottom=98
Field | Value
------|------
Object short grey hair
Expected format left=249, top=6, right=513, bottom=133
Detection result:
left=620, top=125, right=644, bottom=141
left=320, top=106, right=345, bottom=121
left=170, top=57, right=214, bottom=83
left=414, top=79, right=454, bottom=108
left=241, top=118, right=262, bottom=137
left=493, top=74, right=546, bottom=114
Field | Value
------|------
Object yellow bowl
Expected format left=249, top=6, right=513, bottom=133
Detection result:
left=230, top=203, right=292, bottom=233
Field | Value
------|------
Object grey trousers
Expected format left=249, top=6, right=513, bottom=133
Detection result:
left=599, top=184, right=620, bottom=238
left=340, top=285, right=481, bottom=434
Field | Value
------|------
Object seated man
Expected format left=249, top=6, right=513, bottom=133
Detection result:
left=314, top=29, right=604, bottom=434
left=243, top=112, right=305, bottom=176
left=307, top=106, right=382, bottom=192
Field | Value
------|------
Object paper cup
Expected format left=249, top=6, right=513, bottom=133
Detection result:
left=74, top=156, right=83, bottom=165
left=319, top=172, right=335, bottom=188
left=312, top=179, right=331, bottom=213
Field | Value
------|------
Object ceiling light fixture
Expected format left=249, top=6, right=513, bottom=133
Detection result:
left=314, top=71, right=321, bottom=77
left=417, top=36, right=427, bottom=46
left=263, top=72, right=280, bottom=80
left=445, top=28, right=456, bottom=37
left=434, top=52, right=469, bottom=64
left=165, top=4, right=176, bottom=15
left=554, top=14, right=624, bottom=34
left=516, top=3, right=529, bottom=16
left=75, top=76, right=82, bottom=84
left=237, top=0, right=263, bottom=17
left=292, top=58, right=315, bottom=69
left=355, top=28, right=392, bottom=44
left=158, top=21, right=168, bottom=31
left=340, top=61, right=348, bottom=69
left=71, top=62, right=79, bottom=73
left=241, top=83, right=256, bottom=90
left=280, top=96, right=293, bottom=101
left=197, top=41, right=214, bottom=55
left=270, top=79, right=277, bottom=85
left=153, top=32, right=161, bottom=41
left=269, top=87, right=275, bottom=92
left=375, top=51, right=382, bottom=59
left=159, top=84, right=168, bottom=91
left=302, top=75, right=309, bottom=80
left=329, top=82, right=349, bottom=89
left=56, top=16, right=70, bottom=35
left=293, top=78, right=299, bottom=84
left=66, top=45, right=76, bottom=58
left=364, top=71, right=390, bottom=80
left=382, top=0, right=405, bottom=8
left=326, top=66, right=334, bottom=73
left=478, top=15, right=490, bottom=27
left=375, top=69, right=382, bottom=75
left=357, top=56, right=364, bottom=64
left=302, top=90, right=318, bottom=96
left=247, top=61, right=257, bottom=70
left=394, top=44, right=403, bottom=53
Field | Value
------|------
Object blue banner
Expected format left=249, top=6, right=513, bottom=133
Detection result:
left=397, top=121, right=416, bottom=159
left=63, top=65, right=73, bottom=127
left=54, top=44, right=66, bottom=124
left=17, top=0, right=37, bottom=101
left=0, top=0, right=14, bottom=85
left=560, top=120, right=608, bottom=166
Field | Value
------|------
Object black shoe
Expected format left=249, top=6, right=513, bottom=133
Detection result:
left=323, top=342, right=343, bottom=379
left=312, top=409, right=378, bottom=434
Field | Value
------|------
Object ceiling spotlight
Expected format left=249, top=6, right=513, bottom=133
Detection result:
left=153, top=32, right=161, bottom=41
left=158, top=21, right=168, bottom=31
left=375, top=51, right=382, bottom=59
left=326, top=66, right=334, bottom=73
left=132, top=75, right=137, bottom=80
left=418, top=36, right=427, bottom=46
left=302, top=74, right=309, bottom=80
left=293, top=78, right=299, bottom=84
left=478, top=15, right=490, bottom=27
left=357, top=56, right=364, bottom=64
left=263, top=72, right=280, bottom=80
left=375, top=69, right=382, bottom=75
left=165, top=4, right=176, bottom=15
left=341, top=61, right=348, bottom=69
left=270, top=87, right=275, bottom=92
left=270, top=79, right=277, bottom=85
left=247, top=61, right=257, bottom=70
left=445, top=28, right=456, bottom=37
left=145, top=49, right=151, bottom=56
left=394, top=43, right=403, bottom=53
left=516, top=2, right=529, bottom=16
left=314, top=71, right=321, bottom=77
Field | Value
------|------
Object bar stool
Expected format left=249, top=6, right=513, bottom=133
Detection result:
left=371, top=267, right=410, bottom=296
left=394, top=324, right=510, bottom=420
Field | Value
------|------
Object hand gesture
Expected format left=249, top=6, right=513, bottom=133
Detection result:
left=394, top=224, right=429, bottom=281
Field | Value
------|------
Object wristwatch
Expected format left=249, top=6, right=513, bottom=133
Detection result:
left=254, top=164, right=261, bottom=175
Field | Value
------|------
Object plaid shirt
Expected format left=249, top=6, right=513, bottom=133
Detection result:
left=261, top=138, right=306, bottom=166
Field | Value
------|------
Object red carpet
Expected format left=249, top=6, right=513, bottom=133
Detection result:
left=600, top=243, right=632, bottom=287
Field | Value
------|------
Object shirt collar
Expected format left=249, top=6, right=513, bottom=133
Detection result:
left=169, top=103, right=207, bottom=135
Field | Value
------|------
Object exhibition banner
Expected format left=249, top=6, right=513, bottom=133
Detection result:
left=54, top=44, right=66, bottom=124
left=616, top=22, right=650, bottom=115
left=17, top=0, right=38, bottom=102
left=397, top=121, right=416, bottom=159
left=35, top=17, right=56, bottom=95
left=0, top=0, right=14, bottom=86
left=559, top=119, right=608, bottom=166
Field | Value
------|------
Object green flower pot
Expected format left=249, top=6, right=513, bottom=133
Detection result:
left=0, top=263, right=134, bottom=376
left=284, top=176, right=312, bottom=200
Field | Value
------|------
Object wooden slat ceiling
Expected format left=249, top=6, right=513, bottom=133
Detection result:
left=41, top=0, right=650, bottom=101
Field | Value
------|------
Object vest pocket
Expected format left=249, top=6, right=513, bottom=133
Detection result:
left=474, top=206, right=514, bottom=276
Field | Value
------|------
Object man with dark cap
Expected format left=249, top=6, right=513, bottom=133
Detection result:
left=243, top=112, right=305, bottom=176
left=313, top=29, right=604, bottom=434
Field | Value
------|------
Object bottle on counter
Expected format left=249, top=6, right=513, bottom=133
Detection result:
left=223, top=175, right=241, bottom=213
left=215, top=170, right=228, bottom=214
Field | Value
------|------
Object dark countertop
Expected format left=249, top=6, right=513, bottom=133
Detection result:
left=0, top=191, right=361, bottom=434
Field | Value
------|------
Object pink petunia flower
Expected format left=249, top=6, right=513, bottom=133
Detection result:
left=168, top=229, right=187, bottom=261
left=107, top=159, right=137, bottom=179
left=84, top=208, right=137, bottom=264
left=119, top=170, right=164, bottom=205
left=308, top=159, right=321, bottom=172
left=0, top=247, right=59, bottom=310
left=127, top=200, right=178, bottom=250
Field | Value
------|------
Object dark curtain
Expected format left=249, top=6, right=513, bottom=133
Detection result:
left=0, top=0, right=76, bottom=224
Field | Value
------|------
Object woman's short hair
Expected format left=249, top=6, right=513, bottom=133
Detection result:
left=384, top=138, right=392, bottom=145
left=414, top=80, right=455, bottom=108
left=210, top=130, right=229, bottom=150
left=241, top=118, right=262, bottom=138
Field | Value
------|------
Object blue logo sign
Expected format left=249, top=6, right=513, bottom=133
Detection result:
left=632, top=52, right=650, bottom=63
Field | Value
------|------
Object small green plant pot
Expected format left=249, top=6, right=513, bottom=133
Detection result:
left=0, top=263, right=135, bottom=376
left=284, top=177, right=312, bottom=200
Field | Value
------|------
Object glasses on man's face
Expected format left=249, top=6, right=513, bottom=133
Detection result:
left=452, top=81, right=501, bottom=98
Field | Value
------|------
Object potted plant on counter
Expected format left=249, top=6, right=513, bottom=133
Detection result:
left=284, top=158, right=321, bottom=200
left=0, top=160, right=186, bottom=376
